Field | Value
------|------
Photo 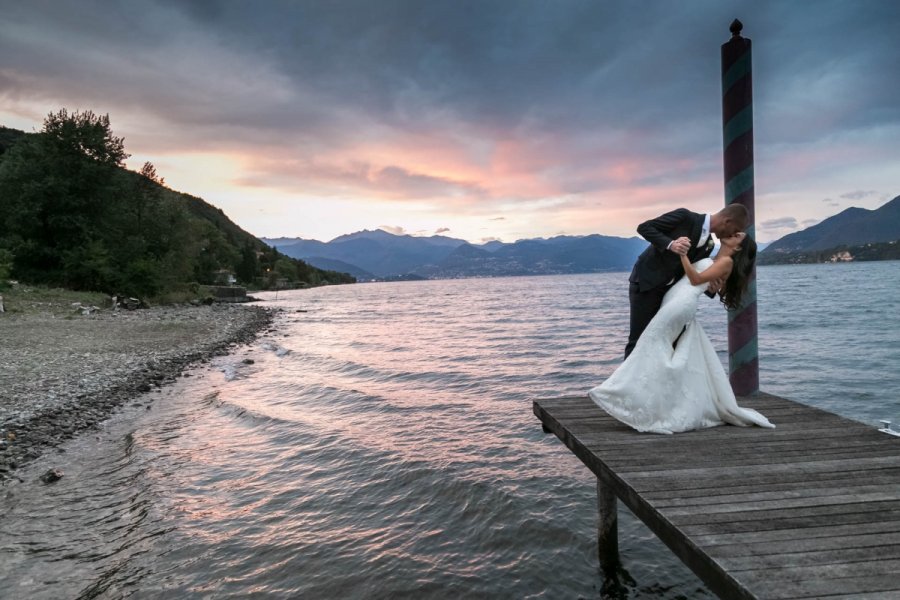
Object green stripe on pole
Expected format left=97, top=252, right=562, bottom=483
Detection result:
left=725, top=165, right=754, bottom=203
left=723, top=105, right=753, bottom=148
left=722, top=50, right=751, bottom=94
left=729, top=337, right=759, bottom=369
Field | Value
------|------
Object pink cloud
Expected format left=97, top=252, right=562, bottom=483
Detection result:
left=222, top=114, right=726, bottom=240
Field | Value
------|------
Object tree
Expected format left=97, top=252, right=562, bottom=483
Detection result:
left=132, top=161, right=164, bottom=232
left=61, top=239, right=116, bottom=291
left=191, top=220, right=240, bottom=284
left=139, top=161, right=164, bottom=184
left=0, top=249, right=13, bottom=283
left=0, top=110, right=131, bottom=284
left=236, top=242, right=260, bottom=284
left=273, top=257, right=298, bottom=282
left=41, top=109, right=129, bottom=166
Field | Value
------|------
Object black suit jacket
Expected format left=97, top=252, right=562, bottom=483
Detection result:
left=629, top=208, right=714, bottom=292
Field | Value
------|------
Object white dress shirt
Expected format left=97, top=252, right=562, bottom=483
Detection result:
left=697, top=214, right=711, bottom=248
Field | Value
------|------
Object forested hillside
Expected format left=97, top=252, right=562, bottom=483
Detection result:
left=0, top=111, right=353, bottom=298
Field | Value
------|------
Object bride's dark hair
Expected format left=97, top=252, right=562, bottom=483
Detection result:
left=720, top=236, right=757, bottom=310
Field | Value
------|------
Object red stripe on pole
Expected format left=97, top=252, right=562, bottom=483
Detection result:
left=722, top=79, right=752, bottom=122
left=724, top=131, right=755, bottom=176
left=730, top=358, right=759, bottom=394
left=728, top=301, right=757, bottom=344
left=721, top=41, right=749, bottom=71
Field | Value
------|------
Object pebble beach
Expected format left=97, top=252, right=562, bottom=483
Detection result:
left=0, top=298, right=276, bottom=483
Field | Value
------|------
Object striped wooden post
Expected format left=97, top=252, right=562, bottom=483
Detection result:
left=721, top=19, right=759, bottom=396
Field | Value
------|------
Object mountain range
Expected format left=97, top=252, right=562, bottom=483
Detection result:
left=263, top=195, right=900, bottom=280
left=263, top=231, right=649, bottom=279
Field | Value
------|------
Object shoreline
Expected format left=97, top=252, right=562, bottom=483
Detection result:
left=0, top=303, right=278, bottom=483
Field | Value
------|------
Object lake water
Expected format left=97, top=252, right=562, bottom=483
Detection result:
left=2, top=261, right=899, bottom=599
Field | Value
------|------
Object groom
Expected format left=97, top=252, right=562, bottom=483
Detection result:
left=625, top=204, right=749, bottom=358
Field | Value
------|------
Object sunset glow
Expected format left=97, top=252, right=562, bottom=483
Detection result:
left=2, top=1, right=897, bottom=243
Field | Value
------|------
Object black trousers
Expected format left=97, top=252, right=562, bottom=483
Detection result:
left=625, top=281, right=670, bottom=359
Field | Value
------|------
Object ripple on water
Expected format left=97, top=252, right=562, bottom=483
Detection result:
left=2, top=263, right=898, bottom=599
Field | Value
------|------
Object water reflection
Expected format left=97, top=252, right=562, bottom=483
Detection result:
left=1, top=263, right=897, bottom=598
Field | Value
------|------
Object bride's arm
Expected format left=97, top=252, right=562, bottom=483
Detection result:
left=680, top=254, right=732, bottom=285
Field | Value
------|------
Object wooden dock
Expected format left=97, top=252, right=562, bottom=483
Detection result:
left=534, top=392, right=900, bottom=599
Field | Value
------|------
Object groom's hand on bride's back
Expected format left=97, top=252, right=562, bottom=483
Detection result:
left=705, top=277, right=724, bottom=298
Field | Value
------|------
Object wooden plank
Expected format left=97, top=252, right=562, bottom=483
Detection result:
left=575, top=426, right=884, bottom=449
left=701, top=530, right=900, bottom=557
left=806, top=593, right=900, bottom=600
left=670, top=499, right=900, bottom=527
left=612, top=454, right=900, bottom=479
left=658, top=490, right=900, bottom=516
left=534, top=392, right=900, bottom=600
left=740, top=571, right=900, bottom=600
left=595, top=445, right=898, bottom=471
left=716, top=543, right=900, bottom=571
left=689, top=519, right=900, bottom=546
left=681, top=509, right=900, bottom=536
left=649, top=483, right=900, bottom=511
left=576, top=419, right=879, bottom=441
left=626, top=466, right=900, bottom=495
left=570, top=421, right=878, bottom=443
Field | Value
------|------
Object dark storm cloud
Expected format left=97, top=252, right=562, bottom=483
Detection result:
left=152, top=0, right=900, bottom=153
left=5, top=1, right=899, bottom=150
left=150, top=0, right=730, bottom=162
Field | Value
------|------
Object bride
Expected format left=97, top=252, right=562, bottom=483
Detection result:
left=589, top=232, right=774, bottom=434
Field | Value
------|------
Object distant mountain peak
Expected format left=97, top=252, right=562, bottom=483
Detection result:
left=763, top=194, right=900, bottom=254
left=328, top=228, right=468, bottom=249
left=329, top=229, right=397, bottom=243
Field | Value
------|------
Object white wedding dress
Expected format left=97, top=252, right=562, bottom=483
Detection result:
left=589, top=258, right=774, bottom=434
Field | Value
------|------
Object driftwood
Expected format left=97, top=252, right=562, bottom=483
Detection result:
left=111, top=295, right=147, bottom=310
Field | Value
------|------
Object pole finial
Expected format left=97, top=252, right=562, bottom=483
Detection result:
left=730, top=19, right=744, bottom=38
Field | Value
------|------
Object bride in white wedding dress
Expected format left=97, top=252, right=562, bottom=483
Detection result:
left=589, top=232, right=774, bottom=434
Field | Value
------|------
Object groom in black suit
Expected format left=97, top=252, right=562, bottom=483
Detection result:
left=625, top=204, right=749, bottom=358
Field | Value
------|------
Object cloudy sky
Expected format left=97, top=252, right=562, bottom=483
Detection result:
left=1, top=1, right=898, bottom=243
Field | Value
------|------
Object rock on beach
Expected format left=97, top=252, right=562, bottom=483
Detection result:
left=0, top=303, right=276, bottom=480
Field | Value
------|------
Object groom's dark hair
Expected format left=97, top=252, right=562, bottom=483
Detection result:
left=720, top=235, right=757, bottom=310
